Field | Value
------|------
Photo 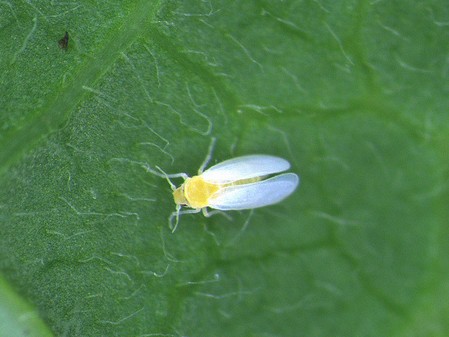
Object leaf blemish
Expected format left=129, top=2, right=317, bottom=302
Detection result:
left=58, top=31, right=69, bottom=50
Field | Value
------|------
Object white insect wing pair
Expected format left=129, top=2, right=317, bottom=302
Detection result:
left=199, top=155, right=299, bottom=210
left=153, top=143, right=299, bottom=232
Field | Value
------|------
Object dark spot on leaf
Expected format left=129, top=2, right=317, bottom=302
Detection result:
left=58, top=31, right=69, bottom=50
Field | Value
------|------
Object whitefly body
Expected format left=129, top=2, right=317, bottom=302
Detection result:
left=169, top=155, right=299, bottom=229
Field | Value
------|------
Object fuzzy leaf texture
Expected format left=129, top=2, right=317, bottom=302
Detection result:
left=0, top=1, right=448, bottom=336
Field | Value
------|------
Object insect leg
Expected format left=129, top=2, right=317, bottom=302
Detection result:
left=150, top=166, right=188, bottom=191
left=198, top=137, right=217, bottom=174
left=202, top=208, right=233, bottom=220
left=169, top=206, right=202, bottom=232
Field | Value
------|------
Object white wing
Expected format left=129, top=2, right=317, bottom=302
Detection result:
left=208, top=173, right=299, bottom=210
left=201, top=155, right=291, bottom=184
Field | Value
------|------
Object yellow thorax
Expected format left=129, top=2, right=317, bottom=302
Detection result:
left=173, top=176, right=220, bottom=209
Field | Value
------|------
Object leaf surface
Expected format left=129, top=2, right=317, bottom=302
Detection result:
left=0, top=1, right=448, bottom=336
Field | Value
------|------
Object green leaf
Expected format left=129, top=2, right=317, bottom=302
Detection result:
left=1, top=1, right=448, bottom=336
